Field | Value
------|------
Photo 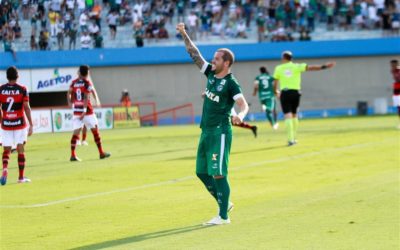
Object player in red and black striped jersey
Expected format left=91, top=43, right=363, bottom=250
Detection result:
left=0, top=66, right=33, bottom=185
left=390, top=59, right=400, bottom=129
left=67, top=65, right=110, bottom=161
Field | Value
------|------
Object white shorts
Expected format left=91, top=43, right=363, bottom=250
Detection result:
left=393, top=95, right=400, bottom=107
left=72, top=114, right=98, bottom=130
left=1, top=128, right=28, bottom=147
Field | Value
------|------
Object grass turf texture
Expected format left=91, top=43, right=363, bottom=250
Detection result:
left=0, top=116, right=399, bottom=250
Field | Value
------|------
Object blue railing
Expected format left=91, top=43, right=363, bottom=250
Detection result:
left=1, top=38, right=399, bottom=69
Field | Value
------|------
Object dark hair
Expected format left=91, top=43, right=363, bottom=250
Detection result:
left=259, top=66, right=268, bottom=74
left=282, top=51, right=292, bottom=61
left=79, top=65, right=90, bottom=76
left=6, top=66, right=18, bottom=80
left=391, top=59, right=398, bottom=64
left=217, top=48, right=235, bottom=67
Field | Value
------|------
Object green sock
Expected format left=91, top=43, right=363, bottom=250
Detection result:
left=266, top=110, right=276, bottom=126
left=285, top=118, right=294, bottom=142
left=214, top=177, right=230, bottom=220
left=293, top=117, right=299, bottom=140
left=196, top=173, right=218, bottom=201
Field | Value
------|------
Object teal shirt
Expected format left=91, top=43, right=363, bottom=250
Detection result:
left=200, top=64, right=242, bottom=129
left=3, top=40, right=13, bottom=52
left=255, top=73, right=275, bottom=101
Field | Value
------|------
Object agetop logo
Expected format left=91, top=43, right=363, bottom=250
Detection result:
left=36, top=69, right=73, bottom=90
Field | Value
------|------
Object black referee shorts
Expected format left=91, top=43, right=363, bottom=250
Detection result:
left=280, top=89, right=301, bottom=115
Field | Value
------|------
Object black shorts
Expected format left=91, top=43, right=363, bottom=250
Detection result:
left=109, top=25, right=117, bottom=32
left=280, top=90, right=301, bottom=114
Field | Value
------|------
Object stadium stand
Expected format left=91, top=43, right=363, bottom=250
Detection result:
left=1, top=0, right=399, bottom=52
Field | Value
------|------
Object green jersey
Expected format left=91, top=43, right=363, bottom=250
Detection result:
left=200, top=63, right=242, bottom=129
left=273, top=61, right=307, bottom=90
left=255, top=73, right=275, bottom=100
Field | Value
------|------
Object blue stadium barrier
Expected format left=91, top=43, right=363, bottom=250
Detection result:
left=1, top=38, right=399, bottom=69
left=157, top=116, right=194, bottom=125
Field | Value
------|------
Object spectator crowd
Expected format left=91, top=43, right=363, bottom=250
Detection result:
left=1, top=0, right=399, bottom=53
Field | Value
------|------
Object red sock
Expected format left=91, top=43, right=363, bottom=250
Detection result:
left=2, top=150, right=10, bottom=171
left=235, top=122, right=253, bottom=129
left=91, top=128, right=104, bottom=155
left=71, top=135, right=80, bottom=157
left=82, top=129, right=87, bottom=141
left=18, top=153, right=25, bottom=179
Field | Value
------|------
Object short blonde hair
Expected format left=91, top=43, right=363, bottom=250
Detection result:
left=217, top=48, right=235, bottom=67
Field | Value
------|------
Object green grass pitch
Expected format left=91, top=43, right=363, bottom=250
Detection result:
left=0, top=116, right=399, bottom=250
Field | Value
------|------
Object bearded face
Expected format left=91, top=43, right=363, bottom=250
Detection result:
left=211, top=51, right=228, bottom=74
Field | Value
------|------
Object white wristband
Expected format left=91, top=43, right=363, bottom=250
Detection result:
left=238, top=113, right=245, bottom=121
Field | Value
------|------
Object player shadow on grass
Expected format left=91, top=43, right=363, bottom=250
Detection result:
left=70, top=224, right=209, bottom=250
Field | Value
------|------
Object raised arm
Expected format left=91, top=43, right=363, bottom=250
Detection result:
left=176, top=23, right=207, bottom=70
left=306, top=62, right=336, bottom=71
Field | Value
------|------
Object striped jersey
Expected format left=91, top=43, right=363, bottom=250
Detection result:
left=0, top=83, right=29, bottom=130
left=69, top=77, right=94, bottom=115
left=392, top=67, right=400, bottom=95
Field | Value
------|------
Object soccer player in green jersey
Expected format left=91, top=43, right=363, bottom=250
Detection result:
left=177, top=23, right=249, bottom=225
left=273, top=51, right=335, bottom=146
left=253, top=66, right=279, bottom=130
left=202, top=92, right=257, bottom=137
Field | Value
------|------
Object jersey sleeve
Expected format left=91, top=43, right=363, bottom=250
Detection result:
left=23, top=87, right=29, bottom=102
left=84, top=80, right=94, bottom=93
left=298, top=63, right=307, bottom=72
left=0, top=87, right=3, bottom=104
left=200, top=63, right=213, bottom=78
left=254, top=76, right=259, bottom=86
left=229, top=79, right=243, bottom=100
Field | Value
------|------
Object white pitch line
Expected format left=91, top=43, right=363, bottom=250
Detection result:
left=0, top=176, right=194, bottom=208
left=0, top=140, right=394, bottom=209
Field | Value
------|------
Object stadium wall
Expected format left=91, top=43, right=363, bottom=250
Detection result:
left=1, top=38, right=399, bottom=115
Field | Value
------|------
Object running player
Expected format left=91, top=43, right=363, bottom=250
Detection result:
left=253, top=66, right=279, bottom=130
